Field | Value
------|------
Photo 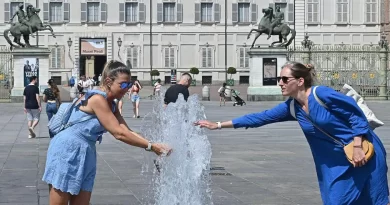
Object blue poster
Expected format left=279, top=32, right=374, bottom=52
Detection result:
left=23, top=58, right=39, bottom=87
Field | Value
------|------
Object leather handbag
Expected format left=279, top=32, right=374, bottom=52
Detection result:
left=304, top=114, right=374, bottom=165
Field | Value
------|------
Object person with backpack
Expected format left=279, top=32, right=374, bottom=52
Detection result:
left=43, top=79, right=61, bottom=138
left=217, top=83, right=227, bottom=106
left=42, top=60, right=171, bottom=205
left=195, top=62, right=390, bottom=205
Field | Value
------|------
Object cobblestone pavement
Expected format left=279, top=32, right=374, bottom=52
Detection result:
left=1, top=100, right=390, bottom=205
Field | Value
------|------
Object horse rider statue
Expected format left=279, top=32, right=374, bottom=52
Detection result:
left=10, top=3, right=34, bottom=38
left=268, top=5, right=284, bottom=40
left=247, top=6, right=296, bottom=48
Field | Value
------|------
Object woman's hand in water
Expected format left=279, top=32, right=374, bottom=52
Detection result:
left=152, top=143, right=172, bottom=156
left=194, top=120, right=218, bottom=130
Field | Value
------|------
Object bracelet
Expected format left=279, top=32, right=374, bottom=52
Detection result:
left=216, top=122, right=222, bottom=130
left=353, top=145, right=362, bottom=148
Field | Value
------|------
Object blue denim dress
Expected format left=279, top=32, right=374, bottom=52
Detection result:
left=42, top=90, right=116, bottom=195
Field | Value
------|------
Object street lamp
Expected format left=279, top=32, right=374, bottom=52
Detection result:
left=117, top=37, right=123, bottom=61
left=67, top=37, right=72, bottom=52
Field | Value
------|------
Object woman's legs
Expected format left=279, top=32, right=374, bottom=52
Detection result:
left=136, top=99, right=140, bottom=118
left=70, top=190, right=92, bottom=205
left=49, top=186, right=70, bottom=205
left=132, top=101, right=137, bottom=118
left=219, top=96, right=222, bottom=106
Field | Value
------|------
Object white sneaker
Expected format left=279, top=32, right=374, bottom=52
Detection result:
left=28, top=134, right=32, bottom=139
left=28, top=127, right=36, bottom=138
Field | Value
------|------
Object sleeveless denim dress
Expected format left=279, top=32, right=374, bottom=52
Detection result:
left=42, top=90, right=116, bottom=195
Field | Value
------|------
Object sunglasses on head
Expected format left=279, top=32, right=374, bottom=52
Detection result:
left=119, top=81, right=133, bottom=89
left=277, top=76, right=296, bottom=84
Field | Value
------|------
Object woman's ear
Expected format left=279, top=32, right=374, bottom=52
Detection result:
left=298, top=77, right=305, bottom=87
left=104, top=77, right=112, bottom=88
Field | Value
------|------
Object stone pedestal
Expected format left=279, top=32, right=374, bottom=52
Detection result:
left=247, top=48, right=288, bottom=101
left=11, top=48, right=51, bottom=102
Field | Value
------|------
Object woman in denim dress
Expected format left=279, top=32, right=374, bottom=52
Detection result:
left=196, top=62, right=390, bottom=205
left=42, top=60, right=171, bottom=205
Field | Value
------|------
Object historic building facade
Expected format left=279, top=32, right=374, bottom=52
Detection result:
left=0, top=0, right=383, bottom=85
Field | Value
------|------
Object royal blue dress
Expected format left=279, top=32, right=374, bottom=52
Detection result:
left=42, top=90, right=116, bottom=195
left=232, top=86, right=389, bottom=205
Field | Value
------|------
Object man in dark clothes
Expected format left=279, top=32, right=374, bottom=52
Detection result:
left=164, top=72, right=192, bottom=105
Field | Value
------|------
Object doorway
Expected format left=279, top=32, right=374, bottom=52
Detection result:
left=79, top=55, right=107, bottom=78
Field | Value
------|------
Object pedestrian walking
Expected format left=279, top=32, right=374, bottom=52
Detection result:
left=43, top=79, right=61, bottom=138
left=23, top=76, right=41, bottom=138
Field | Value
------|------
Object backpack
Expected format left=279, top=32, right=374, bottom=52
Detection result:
left=289, top=85, right=384, bottom=130
left=48, top=98, right=96, bottom=136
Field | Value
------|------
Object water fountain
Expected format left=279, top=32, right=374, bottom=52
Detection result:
left=140, top=90, right=213, bottom=205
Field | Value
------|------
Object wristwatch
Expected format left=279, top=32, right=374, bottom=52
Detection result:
left=216, top=122, right=222, bottom=130
left=145, top=141, right=153, bottom=151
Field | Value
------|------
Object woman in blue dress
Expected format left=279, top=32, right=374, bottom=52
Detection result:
left=42, top=60, right=171, bottom=205
left=195, top=62, right=390, bottom=205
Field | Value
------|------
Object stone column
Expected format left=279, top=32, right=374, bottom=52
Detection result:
left=302, top=48, right=310, bottom=65
left=378, top=32, right=389, bottom=100
left=379, top=48, right=388, bottom=100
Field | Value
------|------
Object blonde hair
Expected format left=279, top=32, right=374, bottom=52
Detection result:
left=100, top=60, right=130, bottom=87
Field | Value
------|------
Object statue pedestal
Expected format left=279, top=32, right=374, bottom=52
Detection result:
left=11, top=48, right=51, bottom=102
left=247, top=48, right=289, bottom=101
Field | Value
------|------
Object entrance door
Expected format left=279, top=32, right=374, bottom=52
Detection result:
left=85, top=56, right=95, bottom=78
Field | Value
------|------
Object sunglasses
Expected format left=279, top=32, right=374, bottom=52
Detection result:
left=119, top=81, right=133, bottom=89
left=277, top=76, right=296, bottom=84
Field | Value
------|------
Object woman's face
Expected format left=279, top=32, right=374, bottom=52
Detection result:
left=278, top=67, right=300, bottom=96
left=109, top=73, right=132, bottom=99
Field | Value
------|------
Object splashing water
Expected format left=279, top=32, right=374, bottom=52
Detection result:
left=140, top=89, right=213, bottom=205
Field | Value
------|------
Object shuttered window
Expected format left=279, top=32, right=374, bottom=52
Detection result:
left=201, top=47, right=213, bottom=68
left=164, top=47, right=175, bottom=68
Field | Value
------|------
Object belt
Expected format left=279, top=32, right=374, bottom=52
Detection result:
left=47, top=100, right=56, bottom=103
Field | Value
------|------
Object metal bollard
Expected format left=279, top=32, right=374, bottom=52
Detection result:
left=70, top=86, right=77, bottom=100
left=202, top=86, right=210, bottom=101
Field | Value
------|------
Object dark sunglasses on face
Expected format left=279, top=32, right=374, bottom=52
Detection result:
left=119, top=81, right=133, bottom=89
left=277, top=76, right=296, bottom=84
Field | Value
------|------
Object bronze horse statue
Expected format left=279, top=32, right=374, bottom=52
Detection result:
left=4, top=5, right=56, bottom=49
left=247, top=7, right=296, bottom=48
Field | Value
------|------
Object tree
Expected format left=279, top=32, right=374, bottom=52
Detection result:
left=151, top=69, right=160, bottom=80
left=227, top=67, right=237, bottom=80
left=189, top=67, right=199, bottom=86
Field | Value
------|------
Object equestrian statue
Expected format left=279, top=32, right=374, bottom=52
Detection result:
left=4, top=4, right=56, bottom=49
left=247, top=6, right=296, bottom=48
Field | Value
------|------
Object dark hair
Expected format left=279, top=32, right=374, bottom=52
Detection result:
left=283, top=61, right=316, bottom=88
left=182, top=72, right=192, bottom=80
left=29, top=76, right=37, bottom=82
left=157, top=79, right=161, bottom=83
left=100, top=60, right=131, bottom=86
left=48, top=79, right=60, bottom=98
left=222, top=83, right=227, bottom=87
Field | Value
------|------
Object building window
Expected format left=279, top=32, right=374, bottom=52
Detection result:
left=164, top=47, right=175, bottom=68
left=238, top=3, right=250, bottom=22
left=307, top=0, right=319, bottom=23
left=163, top=3, right=175, bottom=22
left=201, top=3, right=213, bottom=22
left=50, top=2, right=63, bottom=22
left=126, top=47, right=138, bottom=68
left=50, top=47, right=62, bottom=69
left=365, top=0, right=377, bottom=23
left=201, top=47, right=213, bottom=68
left=336, top=0, right=348, bottom=23
left=87, top=2, right=100, bottom=22
left=239, top=47, right=249, bottom=68
left=125, top=2, right=138, bottom=22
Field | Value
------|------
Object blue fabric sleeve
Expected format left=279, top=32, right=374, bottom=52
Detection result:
left=232, top=99, right=296, bottom=129
left=315, top=86, right=369, bottom=137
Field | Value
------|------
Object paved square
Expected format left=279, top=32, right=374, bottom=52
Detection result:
left=1, top=99, right=390, bottom=205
